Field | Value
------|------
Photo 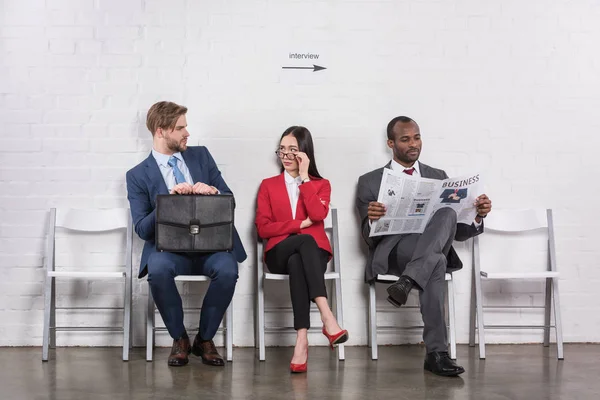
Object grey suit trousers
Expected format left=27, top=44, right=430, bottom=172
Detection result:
left=387, top=208, right=457, bottom=353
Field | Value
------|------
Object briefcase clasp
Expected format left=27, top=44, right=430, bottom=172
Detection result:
left=189, top=219, right=201, bottom=235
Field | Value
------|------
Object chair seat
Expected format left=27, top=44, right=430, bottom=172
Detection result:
left=480, top=271, right=560, bottom=279
left=264, top=272, right=340, bottom=280
left=48, top=271, right=125, bottom=279
left=175, top=275, right=210, bottom=282
left=376, top=273, right=452, bottom=283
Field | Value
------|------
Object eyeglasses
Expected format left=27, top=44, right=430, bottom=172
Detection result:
left=275, top=150, right=298, bottom=160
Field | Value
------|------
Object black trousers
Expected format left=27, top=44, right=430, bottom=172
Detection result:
left=265, top=234, right=330, bottom=330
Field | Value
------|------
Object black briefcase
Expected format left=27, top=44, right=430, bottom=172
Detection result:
left=155, top=194, right=234, bottom=252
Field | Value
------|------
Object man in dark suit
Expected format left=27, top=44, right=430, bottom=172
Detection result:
left=126, top=101, right=247, bottom=367
left=356, top=116, right=492, bottom=376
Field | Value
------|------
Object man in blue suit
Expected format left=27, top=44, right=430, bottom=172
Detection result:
left=126, top=101, right=247, bottom=367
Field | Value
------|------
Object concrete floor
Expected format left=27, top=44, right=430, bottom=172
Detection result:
left=1, top=345, right=599, bottom=400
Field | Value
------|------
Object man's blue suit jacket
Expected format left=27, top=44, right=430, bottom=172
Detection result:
left=126, top=146, right=247, bottom=278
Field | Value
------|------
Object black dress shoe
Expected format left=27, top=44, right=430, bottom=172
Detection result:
left=191, top=336, right=225, bottom=366
left=386, top=276, right=415, bottom=307
left=424, top=351, right=465, bottom=377
left=168, top=337, right=191, bottom=367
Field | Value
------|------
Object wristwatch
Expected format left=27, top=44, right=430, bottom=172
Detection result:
left=301, top=178, right=310, bottom=184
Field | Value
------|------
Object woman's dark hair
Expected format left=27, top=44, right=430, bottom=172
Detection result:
left=279, top=126, right=323, bottom=179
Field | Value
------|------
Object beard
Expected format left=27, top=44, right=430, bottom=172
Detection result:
left=394, top=148, right=420, bottom=164
left=165, top=136, right=187, bottom=153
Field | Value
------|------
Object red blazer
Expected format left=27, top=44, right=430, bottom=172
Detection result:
left=255, top=173, right=332, bottom=260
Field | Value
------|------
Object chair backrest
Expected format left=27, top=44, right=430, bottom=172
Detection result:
left=256, top=206, right=342, bottom=276
left=46, top=208, right=133, bottom=272
left=54, top=208, right=131, bottom=232
left=474, top=208, right=557, bottom=273
left=483, top=208, right=549, bottom=233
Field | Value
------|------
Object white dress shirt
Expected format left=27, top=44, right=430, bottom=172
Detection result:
left=284, top=170, right=303, bottom=218
left=390, top=159, right=421, bottom=176
left=151, top=149, right=194, bottom=191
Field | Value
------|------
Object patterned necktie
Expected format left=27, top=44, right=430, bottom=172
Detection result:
left=403, top=168, right=415, bottom=175
left=167, top=156, right=186, bottom=184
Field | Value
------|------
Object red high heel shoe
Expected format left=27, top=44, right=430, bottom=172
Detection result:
left=322, top=327, right=349, bottom=350
left=290, top=350, right=308, bottom=373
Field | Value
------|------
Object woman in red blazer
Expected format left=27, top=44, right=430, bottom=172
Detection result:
left=255, top=126, right=349, bottom=373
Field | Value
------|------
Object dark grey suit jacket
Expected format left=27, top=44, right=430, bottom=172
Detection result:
left=356, top=161, right=483, bottom=282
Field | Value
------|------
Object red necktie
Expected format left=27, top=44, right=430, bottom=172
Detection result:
left=403, top=168, right=415, bottom=175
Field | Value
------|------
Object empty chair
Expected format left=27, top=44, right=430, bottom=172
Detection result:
left=256, top=207, right=345, bottom=361
left=469, top=209, right=564, bottom=360
left=42, top=208, right=133, bottom=361
left=368, top=272, right=457, bottom=360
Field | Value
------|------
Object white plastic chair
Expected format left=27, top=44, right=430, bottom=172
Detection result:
left=469, top=209, right=564, bottom=360
left=368, top=273, right=457, bottom=360
left=146, top=277, right=233, bottom=362
left=42, top=208, right=133, bottom=361
left=256, top=207, right=345, bottom=361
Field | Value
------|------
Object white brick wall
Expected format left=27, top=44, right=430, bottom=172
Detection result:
left=1, top=0, right=599, bottom=347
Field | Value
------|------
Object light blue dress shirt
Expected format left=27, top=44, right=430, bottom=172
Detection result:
left=151, top=149, right=194, bottom=191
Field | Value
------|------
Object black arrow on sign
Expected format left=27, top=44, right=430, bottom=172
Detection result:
left=282, top=64, right=327, bottom=72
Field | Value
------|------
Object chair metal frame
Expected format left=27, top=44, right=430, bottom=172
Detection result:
left=368, top=272, right=457, bottom=360
left=255, top=207, right=345, bottom=361
left=469, top=208, right=564, bottom=360
left=146, top=276, right=233, bottom=362
left=42, top=208, right=133, bottom=361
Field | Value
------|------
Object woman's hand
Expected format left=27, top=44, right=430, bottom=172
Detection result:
left=300, top=217, right=313, bottom=229
left=296, top=152, right=310, bottom=181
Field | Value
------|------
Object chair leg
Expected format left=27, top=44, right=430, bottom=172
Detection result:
left=474, top=275, right=486, bottom=359
left=254, top=282, right=259, bottom=351
left=469, top=268, right=476, bottom=347
left=226, top=301, right=233, bottom=362
left=146, top=289, right=155, bottom=362
left=42, top=276, right=53, bottom=362
left=472, top=237, right=487, bottom=359
left=543, top=277, right=551, bottom=347
left=258, top=277, right=266, bottom=361
left=552, top=277, right=565, bottom=360
left=334, top=277, right=345, bottom=361
left=447, top=277, right=457, bottom=360
left=368, top=281, right=378, bottom=360
left=123, top=276, right=132, bottom=362
left=50, top=279, right=56, bottom=349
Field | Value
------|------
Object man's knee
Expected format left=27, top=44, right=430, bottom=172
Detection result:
left=147, top=252, right=176, bottom=282
left=431, top=208, right=457, bottom=228
left=211, top=252, right=239, bottom=283
left=434, top=207, right=457, bottom=221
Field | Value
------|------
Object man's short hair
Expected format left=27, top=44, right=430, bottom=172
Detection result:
left=146, top=101, right=188, bottom=136
left=386, top=116, right=418, bottom=140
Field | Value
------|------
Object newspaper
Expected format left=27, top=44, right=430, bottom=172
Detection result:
left=370, top=169, right=482, bottom=236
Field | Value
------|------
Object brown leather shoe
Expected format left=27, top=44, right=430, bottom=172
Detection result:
left=191, top=336, right=225, bottom=366
left=168, top=337, right=191, bottom=367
